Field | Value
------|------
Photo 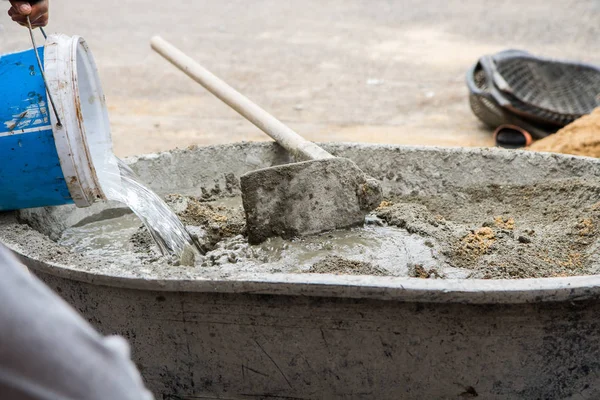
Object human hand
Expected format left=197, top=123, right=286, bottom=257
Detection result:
left=7, top=0, right=49, bottom=28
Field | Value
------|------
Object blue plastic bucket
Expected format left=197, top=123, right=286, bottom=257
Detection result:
left=0, top=34, right=118, bottom=211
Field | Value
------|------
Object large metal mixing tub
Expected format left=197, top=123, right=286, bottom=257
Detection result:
left=2, top=143, right=600, bottom=399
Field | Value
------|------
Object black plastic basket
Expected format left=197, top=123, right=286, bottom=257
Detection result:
left=492, top=51, right=600, bottom=119
left=466, top=51, right=556, bottom=139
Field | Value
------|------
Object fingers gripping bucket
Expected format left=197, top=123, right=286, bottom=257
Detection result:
left=0, top=34, right=118, bottom=211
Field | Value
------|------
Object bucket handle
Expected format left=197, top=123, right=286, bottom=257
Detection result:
left=26, top=16, right=62, bottom=127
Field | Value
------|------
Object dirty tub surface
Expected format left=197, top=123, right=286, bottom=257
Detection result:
left=1, top=143, right=600, bottom=399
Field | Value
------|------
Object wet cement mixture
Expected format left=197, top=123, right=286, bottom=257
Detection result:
left=376, top=179, right=600, bottom=279
left=309, top=256, right=387, bottom=276
left=115, top=193, right=439, bottom=276
left=52, top=175, right=600, bottom=279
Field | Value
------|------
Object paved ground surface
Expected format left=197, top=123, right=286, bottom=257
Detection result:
left=2, top=0, right=600, bottom=157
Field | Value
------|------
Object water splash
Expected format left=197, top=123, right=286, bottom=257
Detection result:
left=100, top=156, right=198, bottom=258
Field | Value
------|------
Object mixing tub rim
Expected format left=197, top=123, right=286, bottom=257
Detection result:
left=9, top=244, right=600, bottom=305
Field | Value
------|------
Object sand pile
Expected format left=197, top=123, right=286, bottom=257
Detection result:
left=529, top=108, right=600, bottom=157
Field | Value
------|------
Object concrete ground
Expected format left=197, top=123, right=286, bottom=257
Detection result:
left=2, top=0, right=600, bottom=157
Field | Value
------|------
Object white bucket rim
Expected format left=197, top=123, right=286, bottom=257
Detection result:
left=44, top=34, right=116, bottom=207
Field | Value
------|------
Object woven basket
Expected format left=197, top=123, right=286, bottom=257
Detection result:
left=466, top=51, right=556, bottom=139
left=492, top=51, right=600, bottom=120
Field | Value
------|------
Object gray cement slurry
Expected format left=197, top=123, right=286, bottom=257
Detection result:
left=57, top=196, right=445, bottom=278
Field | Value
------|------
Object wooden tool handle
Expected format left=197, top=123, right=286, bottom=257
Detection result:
left=150, top=36, right=333, bottom=161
